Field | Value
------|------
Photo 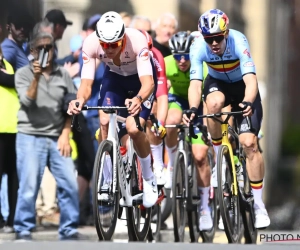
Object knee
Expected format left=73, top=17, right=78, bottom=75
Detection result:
left=100, top=115, right=109, bottom=127
left=240, top=135, right=258, bottom=157
left=206, top=96, right=224, bottom=113
left=126, top=125, right=141, bottom=140
left=193, top=147, right=208, bottom=167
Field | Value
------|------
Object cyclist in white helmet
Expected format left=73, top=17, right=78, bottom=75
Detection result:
left=68, top=11, right=158, bottom=208
left=183, top=9, right=270, bottom=229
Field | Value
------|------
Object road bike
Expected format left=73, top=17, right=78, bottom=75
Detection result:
left=165, top=119, right=217, bottom=243
left=71, top=101, right=164, bottom=241
left=197, top=111, right=258, bottom=244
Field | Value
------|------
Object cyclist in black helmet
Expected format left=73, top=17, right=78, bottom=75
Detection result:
left=164, top=31, right=213, bottom=231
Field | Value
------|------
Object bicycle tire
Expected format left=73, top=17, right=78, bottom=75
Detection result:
left=160, top=188, right=172, bottom=223
left=172, top=151, right=187, bottom=242
left=200, top=151, right=217, bottom=243
left=187, top=159, right=200, bottom=243
left=126, top=153, right=152, bottom=241
left=240, top=158, right=258, bottom=244
left=147, top=203, right=162, bottom=242
left=92, top=140, right=119, bottom=241
left=217, top=145, right=241, bottom=243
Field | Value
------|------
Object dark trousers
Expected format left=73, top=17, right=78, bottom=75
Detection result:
left=0, top=133, right=18, bottom=227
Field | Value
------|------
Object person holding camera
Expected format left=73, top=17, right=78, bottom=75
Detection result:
left=13, top=29, right=83, bottom=240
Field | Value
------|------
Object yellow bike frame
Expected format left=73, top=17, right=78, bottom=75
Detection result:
left=220, top=123, right=238, bottom=196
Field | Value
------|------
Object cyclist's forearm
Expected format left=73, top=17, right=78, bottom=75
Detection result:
left=77, top=78, right=93, bottom=103
left=243, top=73, right=258, bottom=103
left=156, top=95, right=168, bottom=124
left=188, top=80, right=202, bottom=109
left=138, top=75, right=155, bottom=100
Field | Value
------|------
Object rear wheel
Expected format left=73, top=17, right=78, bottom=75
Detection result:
left=240, top=157, right=258, bottom=244
left=92, top=140, right=119, bottom=241
left=126, top=153, right=152, bottom=241
left=217, top=145, right=241, bottom=243
left=172, top=151, right=187, bottom=242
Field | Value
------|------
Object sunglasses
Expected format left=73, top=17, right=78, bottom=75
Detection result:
left=13, top=23, right=31, bottom=31
left=99, top=39, right=123, bottom=49
left=173, top=53, right=190, bottom=61
left=36, top=44, right=53, bottom=51
left=203, top=32, right=226, bottom=45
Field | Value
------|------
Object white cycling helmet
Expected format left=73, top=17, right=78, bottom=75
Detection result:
left=96, top=11, right=125, bottom=43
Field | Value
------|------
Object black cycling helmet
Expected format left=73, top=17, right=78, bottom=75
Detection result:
left=169, top=31, right=194, bottom=54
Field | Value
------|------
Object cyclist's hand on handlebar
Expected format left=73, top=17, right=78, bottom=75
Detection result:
left=182, top=107, right=198, bottom=126
left=67, top=98, right=84, bottom=115
left=125, top=97, right=142, bottom=116
left=239, top=101, right=253, bottom=117
left=151, top=121, right=166, bottom=139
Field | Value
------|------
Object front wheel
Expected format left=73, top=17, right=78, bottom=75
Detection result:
left=200, top=151, right=217, bottom=243
left=126, top=153, right=152, bottom=241
left=172, top=151, right=187, bottom=242
left=92, top=140, right=119, bottom=241
left=217, top=145, right=241, bottom=243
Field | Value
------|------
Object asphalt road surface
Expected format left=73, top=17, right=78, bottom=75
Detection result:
left=1, top=214, right=299, bottom=249
left=1, top=241, right=300, bottom=250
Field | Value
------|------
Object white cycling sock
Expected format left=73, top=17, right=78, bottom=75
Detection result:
left=138, top=154, right=153, bottom=180
left=250, top=179, right=266, bottom=210
left=212, top=144, right=221, bottom=162
left=150, top=143, right=164, bottom=171
left=199, top=186, right=210, bottom=212
left=166, top=145, right=177, bottom=169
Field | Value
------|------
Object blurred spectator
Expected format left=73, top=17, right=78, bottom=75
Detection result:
left=80, top=19, right=89, bottom=41
left=119, top=12, right=132, bottom=27
left=45, top=9, right=72, bottom=42
left=0, top=39, right=19, bottom=233
left=28, top=20, right=60, bottom=227
left=130, top=15, right=152, bottom=35
left=13, top=30, right=82, bottom=240
left=1, top=9, right=34, bottom=71
left=44, top=9, right=75, bottom=65
left=153, top=13, right=178, bottom=57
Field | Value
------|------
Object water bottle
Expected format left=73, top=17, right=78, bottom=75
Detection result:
left=234, top=156, right=244, bottom=188
left=120, top=146, right=128, bottom=168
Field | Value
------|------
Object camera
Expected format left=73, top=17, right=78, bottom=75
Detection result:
left=38, top=48, right=49, bottom=69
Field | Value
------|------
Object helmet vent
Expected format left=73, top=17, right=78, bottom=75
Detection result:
left=211, top=17, right=216, bottom=28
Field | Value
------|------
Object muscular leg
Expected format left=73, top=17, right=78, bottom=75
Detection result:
left=99, top=110, right=109, bottom=141
left=126, top=116, right=158, bottom=208
left=164, top=108, right=182, bottom=188
left=146, top=103, right=165, bottom=185
left=239, top=133, right=265, bottom=197
left=192, top=142, right=212, bottom=231
left=205, top=91, right=225, bottom=150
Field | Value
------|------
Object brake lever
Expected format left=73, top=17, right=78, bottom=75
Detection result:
left=128, top=91, right=143, bottom=132
left=149, top=113, right=159, bottom=131
left=71, top=102, right=81, bottom=132
left=189, top=121, right=198, bottom=139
